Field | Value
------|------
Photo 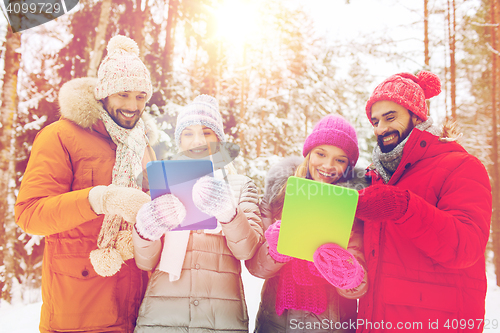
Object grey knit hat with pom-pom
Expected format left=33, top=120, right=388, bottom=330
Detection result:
left=175, top=95, right=225, bottom=147
left=95, top=35, right=153, bottom=102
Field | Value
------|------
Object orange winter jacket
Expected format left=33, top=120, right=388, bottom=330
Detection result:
left=15, top=77, right=158, bottom=333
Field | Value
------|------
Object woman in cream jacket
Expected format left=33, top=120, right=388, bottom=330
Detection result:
left=132, top=95, right=263, bottom=332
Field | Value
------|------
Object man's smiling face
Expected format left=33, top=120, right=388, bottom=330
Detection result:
left=370, top=100, right=421, bottom=153
left=103, top=91, right=147, bottom=129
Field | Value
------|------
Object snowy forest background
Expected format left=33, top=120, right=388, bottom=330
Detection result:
left=0, top=0, right=499, bottom=312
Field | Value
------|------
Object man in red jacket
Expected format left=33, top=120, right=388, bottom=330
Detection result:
left=355, top=71, right=492, bottom=332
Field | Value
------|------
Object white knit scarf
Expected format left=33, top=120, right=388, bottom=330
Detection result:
left=89, top=109, right=148, bottom=277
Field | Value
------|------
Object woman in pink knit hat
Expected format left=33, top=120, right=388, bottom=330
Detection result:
left=246, top=114, right=368, bottom=332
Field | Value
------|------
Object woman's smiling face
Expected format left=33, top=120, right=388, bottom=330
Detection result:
left=308, top=145, right=349, bottom=184
left=179, top=125, right=219, bottom=158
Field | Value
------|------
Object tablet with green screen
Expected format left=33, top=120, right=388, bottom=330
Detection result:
left=277, top=176, right=359, bottom=262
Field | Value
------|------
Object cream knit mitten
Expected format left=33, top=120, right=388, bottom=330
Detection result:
left=135, top=194, right=186, bottom=241
left=88, top=184, right=151, bottom=223
left=192, top=176, right=237, bottom=223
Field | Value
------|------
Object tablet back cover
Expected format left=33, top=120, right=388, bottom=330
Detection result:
left=147, top=160, right=217, bottom=231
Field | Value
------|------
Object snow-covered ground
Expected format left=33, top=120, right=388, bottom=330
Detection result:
left=0, top=267, right=265, bottom=333
left=484, top=261, right=500, bottom=333
left=1, top=264, right=499, bottom=332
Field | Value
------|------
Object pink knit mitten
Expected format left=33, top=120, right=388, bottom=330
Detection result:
left=265, top=220, right=293, bottom=263
left=313, top=243, right=364, bottom=290
left=135, top=194, right=186, bottom=241
left=192, top=176, right=237, bottom=223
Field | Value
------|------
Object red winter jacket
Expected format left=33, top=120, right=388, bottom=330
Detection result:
left=357, top=127, right=491, bottom=333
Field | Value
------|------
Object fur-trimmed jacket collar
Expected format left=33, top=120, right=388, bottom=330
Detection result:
left=58, top=77, right=158, bottom=145
left=264, top=156, right=369, bottom=211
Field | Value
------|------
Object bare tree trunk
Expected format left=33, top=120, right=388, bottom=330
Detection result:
left=491, top=0, right=500, bottom=288
left=87, top=0, right=112, bottom=77
left=424, top=0, right=430, bottom=70
left=447, top=0, right=457, bottom=120
left=443, top=7, right=450, bottom=119
left=424, top=0, right=431, bottom=116
left=239, top=45, right=248, bottom=157
left=0, top=27, right=21, bottom=302
left=163, top=0, right=179, bottom=99
left=130, top=0, right=147, bottom=60
left=256, top=78, right=268, bottom=157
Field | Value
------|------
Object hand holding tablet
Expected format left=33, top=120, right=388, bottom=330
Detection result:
left=146, top=160, right=218, bottom=231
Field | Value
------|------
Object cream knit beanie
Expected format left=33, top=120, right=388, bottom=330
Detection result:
left=94, top=35, right=153, bottom=102
left=174, top=95, right=225, bottom=147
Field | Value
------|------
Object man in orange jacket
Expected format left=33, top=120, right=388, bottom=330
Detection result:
left=15, top=35, right=157, bottom=332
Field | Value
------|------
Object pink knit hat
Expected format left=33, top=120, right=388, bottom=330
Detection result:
left=95, top=35, right=153, bottom=102
left=302, top=115, right=359, bottom=169
left=365, top=71, right=441, bottom=124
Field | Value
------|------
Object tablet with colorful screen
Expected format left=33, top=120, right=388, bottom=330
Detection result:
left=277, top=176, right=359, bottom=262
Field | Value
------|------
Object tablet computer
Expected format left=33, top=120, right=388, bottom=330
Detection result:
left=146, top=160, right=218, bottom=231
left=277, top=176, right=359, bottom=262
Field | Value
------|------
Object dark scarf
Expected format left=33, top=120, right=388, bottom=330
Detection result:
left=372, top=118, right=440, bottom=183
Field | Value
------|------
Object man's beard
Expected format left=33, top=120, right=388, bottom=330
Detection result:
left=377, top=131, right=401, bottom=153
left=377, top=120, right=415, bottom=153
left=102, top=98, right=142, bottom=129
left=111, top=108, right=141, bottom=129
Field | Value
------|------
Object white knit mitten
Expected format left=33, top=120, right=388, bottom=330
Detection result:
left=88, top=184, right=151, bottom=223
left=192, top=176, right=237, bottom=223
left=134, top=194, right=186, bottom=241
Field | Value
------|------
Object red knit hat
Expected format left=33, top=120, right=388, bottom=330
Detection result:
left=365, top=71, right=441, bottom=124
left=303, top=115, right=359, bottom=169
